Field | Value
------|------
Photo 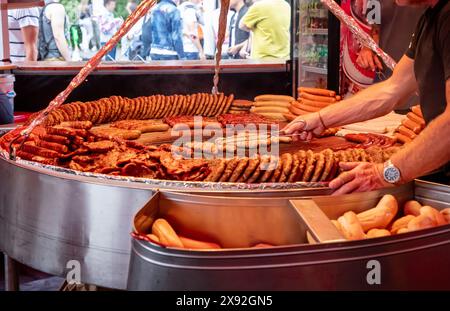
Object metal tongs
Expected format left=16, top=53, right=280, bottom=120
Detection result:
left=376, top=69, right=388, bottom=82
left=8, top=132, right=28, bottom=161
left=277, top=119, right=313, bottom=141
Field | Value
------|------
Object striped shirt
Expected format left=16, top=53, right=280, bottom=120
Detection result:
left=8, top=8, right=40, bottom=62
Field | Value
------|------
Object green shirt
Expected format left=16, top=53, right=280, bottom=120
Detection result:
left=242, top=0, right=291, bottom=59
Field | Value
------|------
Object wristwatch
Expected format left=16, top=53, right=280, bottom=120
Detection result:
left=383, top=160, right=402, bottom=184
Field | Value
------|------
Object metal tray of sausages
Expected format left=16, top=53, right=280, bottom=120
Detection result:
left=127, top=183, right=450, bottom=290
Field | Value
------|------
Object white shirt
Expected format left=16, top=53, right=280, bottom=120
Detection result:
left=120, top=18, right=143, bottom=58
left=99, top=10, right=122, bottom=43
left=8, top=8, right=40, bottom=62
left=179, top=2, right=200, bottom=53
left=203, top=8, right=233, bottom=57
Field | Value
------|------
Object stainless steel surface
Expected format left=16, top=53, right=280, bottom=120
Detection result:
left=4, top=255, right=19, bottom=291
left=414, top=179, right=450, bottom=209
left=290, top=200, right=344, bottom=243
left=0, top=154, right=331, bottom=290
left=0, top=157, right=154, bottom=290
left=134, top=191, right=309, bottom=248
left=129, top=224, right=450, bottom=290
left=128, top=184, right=450, bottom=290
left=0, top=123, right=17, bottom=136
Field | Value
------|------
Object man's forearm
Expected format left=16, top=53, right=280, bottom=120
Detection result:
left=235, top=41, right=246, bottom=49
left=320, top=55, right=417, bottom=128
left=24, top=42, right=37, bottom=61
left=391, top=109, right=450, bottom=182
left=193, top=38, right=204, bottom=56
left=320, top=80, right=401, bottom=128
left=174, top=38, right=185, bottom=59
left=54, top=34, right=71, bottom=60
left=21, top=26, right=38, bottom=61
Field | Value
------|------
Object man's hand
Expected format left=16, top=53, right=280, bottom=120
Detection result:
left=239, top=49, right=250, bottom=59
left=49, top=4, right=71, bottom=61
left=281, top=112, right=325, bottom=141
left=227, top=45, right=241, bottom=57
left=356, top=47, right=383, bottom=71
left=329, top=162, right=393, bottom=195
left=239, top=20, right=251, bottom=32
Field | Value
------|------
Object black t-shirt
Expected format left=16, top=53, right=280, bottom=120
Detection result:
left=229, top=5, right=250, bottom=59
left=234, top=5, right=250, bottom=45
left=380, top=0, right=424, bottom=63
left=405, top=0, right=450, bottom=124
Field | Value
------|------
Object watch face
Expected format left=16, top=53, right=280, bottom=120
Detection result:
left=384, top=166, right=400, bottom=183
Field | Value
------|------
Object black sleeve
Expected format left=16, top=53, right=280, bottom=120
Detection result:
left=405, top=16, right=423, bottom=59
left=437, top=11, right=450, bottom=80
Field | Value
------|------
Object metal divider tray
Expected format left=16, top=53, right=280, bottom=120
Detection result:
left=127, top=183, right=450, bottom=290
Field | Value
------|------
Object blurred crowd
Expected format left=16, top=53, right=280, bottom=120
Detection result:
left=7, top=0, right=291, bottom=62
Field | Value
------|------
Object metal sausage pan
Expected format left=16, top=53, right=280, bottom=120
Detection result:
left=128, top=183, right=450, bottom=290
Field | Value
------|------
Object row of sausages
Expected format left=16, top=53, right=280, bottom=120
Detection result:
left=395, top=105, right=425, bottom=144
left=141, top=218, right=273, bottom=250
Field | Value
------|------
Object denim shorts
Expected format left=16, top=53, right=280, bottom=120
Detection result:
left=184, top=52, right=199, bottom=60
left=150, top=54, right=179, bottom=61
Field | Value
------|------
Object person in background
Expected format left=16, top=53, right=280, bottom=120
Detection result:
left=126, top=0, right=138, bottom=14
left=238, top=33, right=251, bottom=59
left=140, top=11, right=153, bottom=60
left=150, top=0, right=184, bottom=60
left=356, top=0, right=424, bottom=109
left=203, top=4, right=233, bottom=59
left=179, top=0, right=205, bottom=60
left=99, top=0, right=122, bottom=60
left=78, top=0, right=93, bottom=54
left=239, top=0, right=290, bottom=59
left=227, top=0, right=250, bottom=59
left=121, top=1, right=143, bottom=60
left=78, top=0, right=101, bottom=58
left=0, top=77, right=14, bottom=124
left=38, top=0, right=71, bottom=61
left=90, top=1, right=103, bottom=52
left=8, top=7, right=40, bottom=62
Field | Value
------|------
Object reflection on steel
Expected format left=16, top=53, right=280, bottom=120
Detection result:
left=414, top=178, right=450, bottom=209
left=133, top=191, right=312, bottom=248
left=0, top=157, right=154, bottom=289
